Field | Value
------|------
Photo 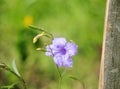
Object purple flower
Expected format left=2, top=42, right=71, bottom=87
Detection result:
left=46, top=37, right=78, bottom=67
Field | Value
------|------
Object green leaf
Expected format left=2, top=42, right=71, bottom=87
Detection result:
left=12, top=60, right=21, bottom=77
left=29, top=25, right=44, bottom=32
left=68, top=75, right=81, bottom=81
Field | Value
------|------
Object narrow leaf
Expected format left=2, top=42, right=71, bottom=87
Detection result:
left=29, top=25, right=44, bottom=32
left=68, top=75, right=80, bottom=81
left=12, top=60, right=21, bottom=77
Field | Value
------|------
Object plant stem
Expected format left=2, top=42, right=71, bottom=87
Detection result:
left=58, top=75, right=62, bottom=89
left=0, top=63, right=27, bottom=89
left=56, top=65, right=62, bottom=89
left=56, top=65, right=66, bottom=89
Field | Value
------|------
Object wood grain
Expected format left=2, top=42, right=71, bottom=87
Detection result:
left=99, top=0, right=120, bottom=89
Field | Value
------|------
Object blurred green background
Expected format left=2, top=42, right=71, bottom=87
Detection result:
left=0, top=0, right=106, bottom=89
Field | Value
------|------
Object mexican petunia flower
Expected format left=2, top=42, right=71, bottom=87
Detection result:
left=46, top=37, right=78, bottom=67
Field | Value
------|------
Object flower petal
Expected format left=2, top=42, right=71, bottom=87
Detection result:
left=54, top=54, right=73, bottom=67
left=52, top=38, right=67, bottom=46
left=62, top=54, right=73, bottom=67
left=65, top=42, right=78, bottom=56
left=53, top=55, right=63, bottom=67
left=45, top=46, right=53, bottom=56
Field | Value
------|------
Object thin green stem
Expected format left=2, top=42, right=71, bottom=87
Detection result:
left=58, top=75, right=62, bottom=89
left=0, top=82, right=19, bottom=89
left=56, top=65, right=66, bottom=89
left=29, top=25, right=54, bottom=40
left=56, top=65, right=62, bottom=89
left=56, top=65, right=62, bottom=77
left=0, top=63, right=27, bottom=89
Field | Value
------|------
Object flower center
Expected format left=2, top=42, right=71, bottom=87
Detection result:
left=60, top=47, right=66, bottom=55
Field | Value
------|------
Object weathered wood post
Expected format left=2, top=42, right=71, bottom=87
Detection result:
left=99, top=0, right=120, bottom=89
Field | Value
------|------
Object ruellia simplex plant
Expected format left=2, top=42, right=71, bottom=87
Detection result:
left=0, top=25, right=78, bottom=89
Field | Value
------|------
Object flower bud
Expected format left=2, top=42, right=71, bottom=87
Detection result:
left=33, top=32, right=45, bottom=43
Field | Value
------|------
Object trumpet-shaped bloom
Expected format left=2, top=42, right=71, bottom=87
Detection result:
left=46, top=37, right=78, bottom=67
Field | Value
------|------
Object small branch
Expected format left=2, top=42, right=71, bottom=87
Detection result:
left=0, top=63, right=27, bottom=89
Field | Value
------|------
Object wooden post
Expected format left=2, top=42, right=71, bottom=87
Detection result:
left=99, top=0, right=120, bottom=89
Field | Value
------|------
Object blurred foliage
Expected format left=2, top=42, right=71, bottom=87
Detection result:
left=0, top=0, right=106, bottom=89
